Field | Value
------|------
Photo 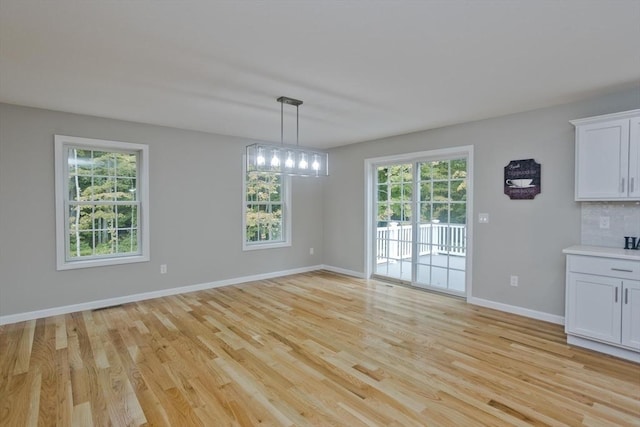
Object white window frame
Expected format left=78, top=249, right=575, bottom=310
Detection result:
left=54, top=135, right=150, bottom=270
left=242, top=155, right=292, bottom=251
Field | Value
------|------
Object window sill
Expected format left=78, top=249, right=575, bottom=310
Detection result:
left=242, top=241, right=291, bottom=251
left=57, top=254, right=150, bottom=271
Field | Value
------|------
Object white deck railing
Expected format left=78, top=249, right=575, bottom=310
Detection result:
left=376, top=222, right=466, bottom=262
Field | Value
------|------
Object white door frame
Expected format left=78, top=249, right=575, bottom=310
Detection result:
left=364, top=145, right=474, bottom=299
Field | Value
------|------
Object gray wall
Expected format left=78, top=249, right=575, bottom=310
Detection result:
left=0, top=104, right=324, bottom=316
left=2, top=88, right=639, bottom=319
left=323, top=87, right=640, bottom=317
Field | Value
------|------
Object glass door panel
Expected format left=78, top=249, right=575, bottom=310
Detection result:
left=374, top=164, right=413, bottom=282
left=415, top=158, right=467, bottom=294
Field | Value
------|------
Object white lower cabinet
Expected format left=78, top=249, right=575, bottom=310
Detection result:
left=567, top=273, right=622, bottom=344
left=564, top=251, right=640, bottom=362
left=621, top=281, right=640, bottom=349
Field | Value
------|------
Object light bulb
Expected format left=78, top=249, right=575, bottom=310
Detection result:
left=285, top=152, right=294, bottom=168
left=298, top=153, right=308, bottom=169
left=256, top=148, right=265, bottom=166
left=312, top=155, right=320, bottom=171
left=270, top=150, right=280, bottom=168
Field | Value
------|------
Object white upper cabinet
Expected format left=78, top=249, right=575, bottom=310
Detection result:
left=571, top=109, right=640, bottom=201
left=630, top=116, right=640, bottom=199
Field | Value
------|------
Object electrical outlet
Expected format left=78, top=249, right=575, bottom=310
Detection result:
left=309, top=247, right=314, bottom=255
left=160, top=264, right=167, bottom=274
left=599, top=216, right=610, bottom=229
left=510, top=275, right=518, bottom=287
left=478, top=213, right=489, bottom=223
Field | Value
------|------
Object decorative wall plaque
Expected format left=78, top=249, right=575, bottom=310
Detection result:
left=504, top=159, right=541, bottom=200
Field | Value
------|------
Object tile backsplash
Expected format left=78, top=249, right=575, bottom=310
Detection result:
left=581, top=202, right=640, bottom=248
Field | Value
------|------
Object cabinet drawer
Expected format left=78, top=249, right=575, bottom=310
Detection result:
left=567, top=255, right=640, bottom=280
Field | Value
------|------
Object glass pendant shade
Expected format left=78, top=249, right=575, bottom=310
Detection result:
left=270, top=149, right=280, bottom=168
left=298, top=153, right=308, bottom=169
left=285, top=151, right=295, bottom=168
left=247, top=143, right=329, bottom=177
left=256, top=147, right=266, bottom=166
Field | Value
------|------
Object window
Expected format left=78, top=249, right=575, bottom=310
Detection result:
left=243, top=160, right=291, bottom=250
left=54, top=135, right=149, bottom=270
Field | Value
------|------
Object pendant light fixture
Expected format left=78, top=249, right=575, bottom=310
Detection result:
left=246, top=97, right=329, bottom=177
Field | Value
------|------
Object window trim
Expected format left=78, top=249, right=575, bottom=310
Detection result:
left=54, top=135, right=150, bottom=270
left=242, top=155, right=292, bottom=251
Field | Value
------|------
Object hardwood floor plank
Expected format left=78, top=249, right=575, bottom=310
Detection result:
left=2, top=372, right=29, bottom=426
left=25, top=369, right=42, bottom=427
left=1, top=271, right=639, bottom=426
left=54, top=315, right=68, bottom=351
left=12, top=319, right=36, bottom=375
left=215, top=356, right=296, bottom=426
left=71, top=401, right=93, bottom=427
left=0, top=323, right=21, bottom=389
left=55, top=348, right=73, bottom=427
left=67, top=312, right=110, bottom=427
left=34, top=318, right=57, bottom=427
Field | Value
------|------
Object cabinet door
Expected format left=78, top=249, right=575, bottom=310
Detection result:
left=621, top=280, right=640, bottom=350
left=575, top=119, right=630, bottom=200
left=629, top=117, right=640, bottom=199
left=566, top=273, right=621, bottom=344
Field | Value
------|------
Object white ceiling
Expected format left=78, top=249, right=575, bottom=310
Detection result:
left=1, top=1, right=639, bottom=149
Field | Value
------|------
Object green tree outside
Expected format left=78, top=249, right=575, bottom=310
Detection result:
left=377, top=158, right=467, bottom=225
left=68, top=149, right=138, bottom=257
left=245, top=172, right=283, bottom=243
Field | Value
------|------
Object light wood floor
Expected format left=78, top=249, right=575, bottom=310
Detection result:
left=1, top=271, right=639, bottom=426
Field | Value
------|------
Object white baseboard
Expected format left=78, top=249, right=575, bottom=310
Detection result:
left=467, top=296, right=565, bottom=325
left=320, top=264, right=366, bottom=279
left=2, top=266, right=568, bottom=330
left=567, top=335, right=640, bottom=363
left=0, top=265, right=323, bottom=325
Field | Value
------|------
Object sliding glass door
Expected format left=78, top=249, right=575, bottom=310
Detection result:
left=373, top=153, right=469, bottom=296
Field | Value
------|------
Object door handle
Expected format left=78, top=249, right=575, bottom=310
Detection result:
left=621, top=178, right=625, bottom=193
left=631, top=177, right=635, bottom=194
left=615, top=287, right=618, bottom=303
left=625, top=288, right=629, bottom=304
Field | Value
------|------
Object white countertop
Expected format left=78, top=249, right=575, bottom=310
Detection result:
left=563, top=245, right=640, bottom=261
